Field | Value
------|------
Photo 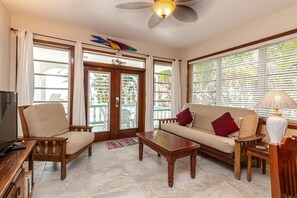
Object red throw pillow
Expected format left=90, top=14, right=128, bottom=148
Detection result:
left=176, top=108, right=193, bottom=126
left=211, top=112, right=239, bottom=137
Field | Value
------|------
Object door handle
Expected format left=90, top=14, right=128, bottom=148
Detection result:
left=115, top=97, right=120, bottom=107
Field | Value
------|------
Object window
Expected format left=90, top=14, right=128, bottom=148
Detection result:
left=84, top=51, right=145, bottom=68
left=33, top=45, right=71, bottom=114
left=189, top=36, right=297, bottom=122
left=190, top=59, right=218, bottom=105
left=154, top=61, right=172, bottom=128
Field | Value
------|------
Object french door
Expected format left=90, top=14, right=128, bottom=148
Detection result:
left=85, top=65, right=145, bottom=141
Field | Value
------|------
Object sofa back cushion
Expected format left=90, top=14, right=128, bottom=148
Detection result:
left=24, top=103, right=69, bottom=137
left=182, top=103, right=259, bottom=138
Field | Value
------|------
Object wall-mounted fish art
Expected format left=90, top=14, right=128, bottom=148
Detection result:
left=91, top=35, right=137, bottom=52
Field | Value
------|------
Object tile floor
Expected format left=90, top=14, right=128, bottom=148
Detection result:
left=30, top=141, right=271, bottom=198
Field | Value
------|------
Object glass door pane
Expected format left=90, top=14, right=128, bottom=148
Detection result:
left=120, top=73, right=139, bottom=130
left=88, top=71, right=111, bottom=132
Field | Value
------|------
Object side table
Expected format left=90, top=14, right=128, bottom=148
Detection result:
left=247, top=142, right=269, bottom=182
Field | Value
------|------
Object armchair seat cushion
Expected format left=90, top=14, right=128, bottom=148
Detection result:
left=56, top=132, right=95, bottom=155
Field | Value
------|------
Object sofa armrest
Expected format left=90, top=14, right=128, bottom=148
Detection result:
left=234, top=134, right=266, bottom=143
left=158, top=118, right=178, bottom=129
left=234, top=134, right=265, bottom=180
left=69, top=125, right=93, bottom=132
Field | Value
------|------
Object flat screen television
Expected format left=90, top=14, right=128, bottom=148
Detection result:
left=0, top=91, right=17, bottom=156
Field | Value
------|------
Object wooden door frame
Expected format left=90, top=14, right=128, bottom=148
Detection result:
left=84, top=63, right=145, bottom=142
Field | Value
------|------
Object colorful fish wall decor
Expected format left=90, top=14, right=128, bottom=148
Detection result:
left=91, top=35, right=137, bottom=52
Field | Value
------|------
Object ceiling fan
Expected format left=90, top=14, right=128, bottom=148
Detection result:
left=116, top=0, right=200, bottom=29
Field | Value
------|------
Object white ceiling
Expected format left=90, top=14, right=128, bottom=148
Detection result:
left=2, top=0, right=297, bottom=50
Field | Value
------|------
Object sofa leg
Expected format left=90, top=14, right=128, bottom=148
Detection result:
left=61, top=161, right=66, bottom=180
left=234, top=142, right=241, bottom=180
left=88, top=145, right=92, bottom=156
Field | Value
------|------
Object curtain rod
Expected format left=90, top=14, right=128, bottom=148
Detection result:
left=10, top=28, right=181, bottom=62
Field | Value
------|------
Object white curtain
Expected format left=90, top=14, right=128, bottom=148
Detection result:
left=171, top=59, right=182, bottom=116
left=145, top=55, right=154, bottom=131
left=72, top=41, right=86, bottom=125
left=16, top=29, right=34, bottom=106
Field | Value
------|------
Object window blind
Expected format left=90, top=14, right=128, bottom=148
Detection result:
left=189, top=36, right=297, bottom=122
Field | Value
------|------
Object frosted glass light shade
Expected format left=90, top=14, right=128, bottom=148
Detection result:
left=153, top=0, right=176, bottom=19
left=257, top=90, right=297, bottom=112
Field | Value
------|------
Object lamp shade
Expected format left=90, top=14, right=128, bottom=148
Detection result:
left=257, top=90, right=297, bottom=111
left=153, top=0, right=176, bottom=19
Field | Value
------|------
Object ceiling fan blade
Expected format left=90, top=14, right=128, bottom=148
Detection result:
left=175, top=0, right=194, bottom=2
left=116, top=2, right=153, bottom=9
left=172, top=5, right=198, bottom=22
left=148, top=14, right=162, bottom=29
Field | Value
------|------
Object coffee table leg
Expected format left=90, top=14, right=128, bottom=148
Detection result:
left=138, top=138, right=143, bottom=161
left=247, top=150, right=252, bottom=182
left=190, top=149, right=198, bottom=179
left=167, top=158, right=175, bottom=188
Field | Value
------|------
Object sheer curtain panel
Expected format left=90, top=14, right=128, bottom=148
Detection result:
left=171, top=59, right=182, bottom=115
left=145, top=55, right=154, bottom=131
left=17, top=29, right=34, bottom=106
left=72, top=41, right=86, bottom=125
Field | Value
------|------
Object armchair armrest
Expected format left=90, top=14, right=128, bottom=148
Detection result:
left=69, top=125, right=93, bottom=132
left=18, top=136, right=67, bottom=160
left=18, top=136, right=67, bottom=142
left=158, top=118, right=178, bottom=129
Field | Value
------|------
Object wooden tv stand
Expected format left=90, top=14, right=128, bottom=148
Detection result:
left=0, top=140, right=36, bottom=198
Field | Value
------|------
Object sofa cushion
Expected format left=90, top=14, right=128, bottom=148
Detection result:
left=211, top=112, right=239, bottom=137
left=176, top=108, right=193, bottom=126
left=24, top=103, right=69, bottom=137
left=161, top=123, right=235, bottom=154
left=182, top=104, right=259, bottom=138
left=56, top=132, right=95, bottom=155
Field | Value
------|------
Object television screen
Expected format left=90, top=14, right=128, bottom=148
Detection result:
left=0, top=91, right=17, bottom=155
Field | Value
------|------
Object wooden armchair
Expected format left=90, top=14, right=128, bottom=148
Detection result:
left=269, top=136, right=297, bottom=198
left=159, top=118, right=265, bottom=180
left=19, top=104, right=94, bottom=180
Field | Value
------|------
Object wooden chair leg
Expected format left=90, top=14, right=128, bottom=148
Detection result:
left=88, top=145, right=92, bottom=156
left=61, top=160, right=66, bottom=180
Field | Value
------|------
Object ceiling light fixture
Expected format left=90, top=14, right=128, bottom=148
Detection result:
left=152, top=0, right=176, bottom=19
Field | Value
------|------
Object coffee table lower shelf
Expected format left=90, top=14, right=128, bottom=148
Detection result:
left=136, top=131, right=200, bottom=188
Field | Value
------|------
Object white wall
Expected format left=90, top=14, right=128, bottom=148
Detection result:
left=179, top=4, right=297, bottom=106
left=0, top=1, right=11, bottom=91
left=11, top=15, right=178, bottom=59
left=9, top=15, right=179, bottom=89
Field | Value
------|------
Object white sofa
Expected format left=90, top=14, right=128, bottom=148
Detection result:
left=159, top=103, right=264, bottom=180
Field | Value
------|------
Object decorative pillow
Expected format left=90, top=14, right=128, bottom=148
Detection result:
left=228, top=117, right=243, bottom=139
left=186, top=112, right=196, bottom=128
left=176, top=108, right=193, bottom=126
left=211, top=112, right=240, bottom=137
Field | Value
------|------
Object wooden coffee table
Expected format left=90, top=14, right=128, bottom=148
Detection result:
left=136, top=130, right=200, bottom=187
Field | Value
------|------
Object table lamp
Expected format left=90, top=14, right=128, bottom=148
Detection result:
left=257, top=90, right=297, bottom=143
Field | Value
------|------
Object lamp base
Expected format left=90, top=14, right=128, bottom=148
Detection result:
left=266, top=114, right=288, bottom=144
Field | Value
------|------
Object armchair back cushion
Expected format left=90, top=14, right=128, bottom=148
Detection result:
left=182, top=104, right=259, bottom=138
left=24, top=103, right=69, bottom=137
